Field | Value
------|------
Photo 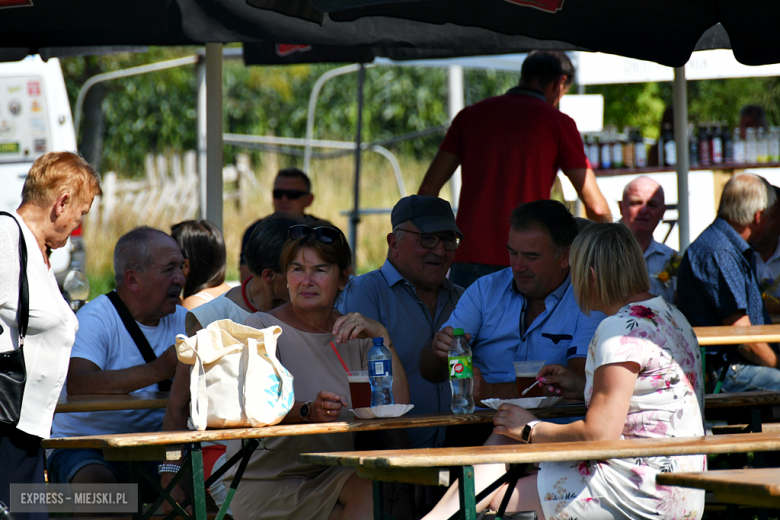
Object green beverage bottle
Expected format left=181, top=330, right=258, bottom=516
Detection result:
left=449, top=328, right=474, bottom=414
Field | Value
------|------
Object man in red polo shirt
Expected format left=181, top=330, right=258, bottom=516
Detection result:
left=418, top=50, right=610, bottom=287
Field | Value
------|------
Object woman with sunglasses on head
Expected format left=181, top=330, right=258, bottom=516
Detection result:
left=225, top=221, right=409, bottom=520
left=161, top=214, right=298, bottom=514
left=423, top=223, right=704, bottom=520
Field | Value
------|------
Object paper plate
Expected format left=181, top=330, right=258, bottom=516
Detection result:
left=481, top=397, right=563, bottom=410
left=349, top=404, right=414, bottom=419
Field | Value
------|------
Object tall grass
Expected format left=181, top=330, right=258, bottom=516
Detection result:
left=84, top=153, right=450, bottom=299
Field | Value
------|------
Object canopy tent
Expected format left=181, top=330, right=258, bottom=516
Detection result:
left=0, top=0, right=768, bottom=252
left=249, top=0, right=780, bottom=67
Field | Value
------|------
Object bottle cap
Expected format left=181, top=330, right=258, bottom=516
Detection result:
left=453, top=328, right=464, bottom=336
left=372, top=337, right=384, bottom=345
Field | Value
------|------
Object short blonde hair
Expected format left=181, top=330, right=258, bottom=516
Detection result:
left=717, top=173, right=776, bottom=226
left=21, top=151, right=102, bottom=206
left=570, top=222, right=649, bottom=315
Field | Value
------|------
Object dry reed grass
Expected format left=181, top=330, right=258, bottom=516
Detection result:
left=83, top=153, right=449, bottom=297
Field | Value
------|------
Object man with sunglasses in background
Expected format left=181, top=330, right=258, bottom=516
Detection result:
left=239, top=168, right=316, bottom=281
left=419, top=200, right=605, bottom=446
left=337, top=195, right=464, bottom=451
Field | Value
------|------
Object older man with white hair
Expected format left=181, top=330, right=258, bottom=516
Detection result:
left=619, top=176, right=676, bottom=303
left=677, top=173, right=780, bottom=393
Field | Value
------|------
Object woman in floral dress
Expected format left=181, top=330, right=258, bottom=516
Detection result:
left=424, top=222, right=705, bottom=520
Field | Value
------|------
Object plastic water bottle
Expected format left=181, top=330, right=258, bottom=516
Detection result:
left=368, top=337, right=394, bottom=407
left=63, top=262, right=90, bottom=311
left=449, top=328, right=475, bottom=414
left=0, top=501, right=16, bottom=520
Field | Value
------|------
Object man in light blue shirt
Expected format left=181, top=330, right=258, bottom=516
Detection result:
left=420, top=200, right=605, bottom=403
left=337, top=195, right=464, bottom=449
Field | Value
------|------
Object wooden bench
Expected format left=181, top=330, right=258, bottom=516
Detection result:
left=301, top=431, right=780, bottom=520
left=55, top=392, right=170, bottom=414
left=657, top=468, right=780, bottom=509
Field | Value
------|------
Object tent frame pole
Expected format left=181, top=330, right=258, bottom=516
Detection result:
left=673, top=66, right=690, bottom=251
left=349, top=64, right=366, bottom=270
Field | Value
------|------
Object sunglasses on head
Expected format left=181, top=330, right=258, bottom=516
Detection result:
left=288, top=224, right=346, bottom=244
left=273, top=189, right=309, bottom=200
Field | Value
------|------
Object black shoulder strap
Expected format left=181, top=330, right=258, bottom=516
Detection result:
left=0, top=212, right=28, bottom=347
left=106, top=291, right=171, bottom=391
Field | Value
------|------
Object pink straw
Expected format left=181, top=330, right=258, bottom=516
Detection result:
left=330, top=342, right=350, bottom=373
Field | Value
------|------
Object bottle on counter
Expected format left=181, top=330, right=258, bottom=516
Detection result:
left=449, top=328, right=475, bottom=414
left=722, top=122, right=733, bottom=163
left=688, top=123, right=699, bottom=167
left=746, top=127, right=758, bottom=163
left=733, top=127, right=746, bottom=164
left=600, top=129, right=613, bottom=169
left=612, top=129, right=625, bottom=169
left=623, top=127, right=636, bottom=169
left=587, top=133, right=601, bottom=169
left=368, top=337, right=394, bottom=407
left=711, top=122, right=723, bottom=164
left=698, top=123, right=712, bottom=166
left=662, top=123, right=676, bottom=166
left=770, top=127, right=780, bottom=163
left=635, top=129, right=648, bottom=168
left=757, top=126, right=770, bottom=163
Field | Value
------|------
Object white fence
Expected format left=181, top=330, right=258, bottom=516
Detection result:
left=86, top=151, right=260, bottom=228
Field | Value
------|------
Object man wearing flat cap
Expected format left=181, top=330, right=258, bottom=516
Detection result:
left=337, top=195, right=464, bottom=450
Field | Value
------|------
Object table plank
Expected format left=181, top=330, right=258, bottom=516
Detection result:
left=300, top=431, right=780, bottom=469
left=656, top=469, right=780, bottom=508
left=55, top=392, right=169, bottom=413
left=693, top=325, right=780, bottom=346
left=42, top=391, right=780, bottom=450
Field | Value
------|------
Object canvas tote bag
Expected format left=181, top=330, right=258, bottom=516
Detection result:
left=175, top=319, right=294, bottom=430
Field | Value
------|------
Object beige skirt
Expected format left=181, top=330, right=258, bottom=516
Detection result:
left=227, top=466, right=356, bottom=520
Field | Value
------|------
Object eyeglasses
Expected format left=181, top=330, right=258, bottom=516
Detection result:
left=273, top=189, right=309, bottom=200
left=396, top=229, right=460, bottom=251
left=288, top=224, right=346, bottom=244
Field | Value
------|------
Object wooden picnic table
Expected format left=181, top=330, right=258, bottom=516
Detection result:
left=656, top=468, right=780, bottom=508
left=41, top=391, right=780, bottom=520
left=301, top=431, right=780, bottom=520
left=55, top=392, right=170, bottom=414
left=693, top=324, right=780, bottom=345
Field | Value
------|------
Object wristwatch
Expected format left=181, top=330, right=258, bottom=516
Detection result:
left=521, top=420, right=541, bottom=444
left=300, top=401, right=313, bottom=422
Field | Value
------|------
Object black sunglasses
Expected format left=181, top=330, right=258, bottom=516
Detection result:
left=288, top=224, right=346, bottom=244
left=273, top=189, right=309, bottom=200
left=396, top=228, right=461, bottom=251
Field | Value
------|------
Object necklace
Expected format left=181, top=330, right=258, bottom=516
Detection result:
left=241, top=276, right=259, bottom=313
left=291, top=307, right=333, bottom=334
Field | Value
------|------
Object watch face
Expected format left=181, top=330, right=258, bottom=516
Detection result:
left=300, top=402, right=310, bottom=420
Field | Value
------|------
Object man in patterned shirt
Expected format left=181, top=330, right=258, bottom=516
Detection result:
left=677, top=173, right=780, bottom=393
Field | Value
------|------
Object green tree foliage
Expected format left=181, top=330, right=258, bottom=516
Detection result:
left=60, top=46, right=780, bottom=177
left=61, top=47, right=200, bottom=176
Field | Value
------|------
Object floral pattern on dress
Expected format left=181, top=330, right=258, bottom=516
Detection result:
left=538, top=296, right=705, bottom=520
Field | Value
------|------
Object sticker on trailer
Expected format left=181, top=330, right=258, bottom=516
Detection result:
left=0, top=142, right=20, bottom=154
left=0, top=75, right=49, bottom=163
left=27, top=81, right=40, bottom=96
left=0, top=119, right=15, bottom=138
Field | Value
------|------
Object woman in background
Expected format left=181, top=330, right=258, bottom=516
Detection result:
left=171, top=219, right=230, bottom=310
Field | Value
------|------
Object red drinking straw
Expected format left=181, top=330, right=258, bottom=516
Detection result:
left=330, top=342, right=350, bottom=373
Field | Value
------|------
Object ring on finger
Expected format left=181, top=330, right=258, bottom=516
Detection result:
left=326, top=410, right=330, bottom=416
